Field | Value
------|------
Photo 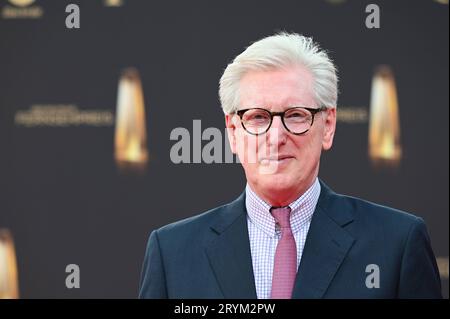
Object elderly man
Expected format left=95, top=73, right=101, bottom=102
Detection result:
left=139, top=33, right=442, bottom=299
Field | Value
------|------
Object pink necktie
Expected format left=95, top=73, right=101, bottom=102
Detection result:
left=270, top=206, right=297, bottom=299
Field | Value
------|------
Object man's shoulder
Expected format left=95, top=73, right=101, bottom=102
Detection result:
left=328, top=190, right=424, bottom=230
left=152, top=193, right=245, bottom=242
left=158, top=203, right=226, bottom=233
left=319, top=187, right=429, bottom=249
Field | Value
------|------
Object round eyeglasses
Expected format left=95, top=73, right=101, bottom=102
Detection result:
left=236, top=106, right=327, bottom=135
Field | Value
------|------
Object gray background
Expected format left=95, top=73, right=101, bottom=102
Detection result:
left=0, top=0, right=448, bottom=298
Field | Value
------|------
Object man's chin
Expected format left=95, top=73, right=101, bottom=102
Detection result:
left=257, top=162, right=290, bottom=175
left=259, top=175, right=296, bottom=193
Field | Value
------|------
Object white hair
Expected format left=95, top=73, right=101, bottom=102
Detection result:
left=219, top=32, right=338, bottom=114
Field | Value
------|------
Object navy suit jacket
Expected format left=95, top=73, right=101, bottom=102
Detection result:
left=139, top=180, right=442, bottom=298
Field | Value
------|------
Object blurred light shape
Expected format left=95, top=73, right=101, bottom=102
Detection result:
left=8, top=0, right=34, bottom=7
left=368, top=66, right=402, bottom=167
left=436, top=257, right=449, bottom=279
left=114, top=69, right=149, bottom=170
left=325, top=0, right=347, bottom=4
left=0, top=229, right=19, bottom=299
left=104, top=0, right=124, bottom=7
left=434, top=0, right=448, bottom=5
left=114, top=68, right=149, bottom=172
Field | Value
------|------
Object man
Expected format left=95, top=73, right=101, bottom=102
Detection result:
left=139, top=33, right=442, bottom=298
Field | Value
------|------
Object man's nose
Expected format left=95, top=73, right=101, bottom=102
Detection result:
left=267, top=115, right=287, bottom=146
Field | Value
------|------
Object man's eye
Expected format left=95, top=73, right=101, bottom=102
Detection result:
left=253, top=114, right=267, bottom=119
left=287, top=112, right=306, bottom=118
left=247, top=113, right=269, bottom=121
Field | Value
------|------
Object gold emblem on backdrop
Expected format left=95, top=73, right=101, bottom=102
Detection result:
left=1, top=0, right=43, bottom=19
left=436, top=257, right=449, bottom=280
left=114, top=68, right=149, bottom=172
left=368, top=66, right=402, bottom=167
left=104, top=0, right=124, bottom=7
left=0, top=229, right=19, bottom=299
left=8, top=0, right=34, bottom=7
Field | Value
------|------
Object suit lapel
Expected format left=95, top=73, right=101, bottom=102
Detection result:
left=205, top=193, right=257, bottom=299
left=292, top=181, right=355, bottom=298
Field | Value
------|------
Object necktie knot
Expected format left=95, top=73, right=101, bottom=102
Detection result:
left=270, top=206, right=292, bottom=229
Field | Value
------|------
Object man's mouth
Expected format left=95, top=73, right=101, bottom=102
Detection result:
left=259, top=155, right=295, bottom=164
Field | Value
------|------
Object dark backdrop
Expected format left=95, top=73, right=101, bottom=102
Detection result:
left=0, top=0, right=448, bottom=298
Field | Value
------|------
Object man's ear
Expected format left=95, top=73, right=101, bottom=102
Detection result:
left=225, top=114, right=237, bottom=154
left=322, top=107, right=336, bottom=151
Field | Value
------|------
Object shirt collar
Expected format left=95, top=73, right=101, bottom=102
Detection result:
left=245, top=178, right=321, bottom=237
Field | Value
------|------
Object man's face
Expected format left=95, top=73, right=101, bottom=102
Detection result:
left=226, top=65, right=336, bottom=206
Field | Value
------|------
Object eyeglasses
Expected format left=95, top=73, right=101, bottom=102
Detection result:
left=236, top=106, right=327, bottom=135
